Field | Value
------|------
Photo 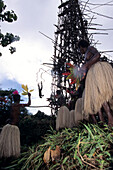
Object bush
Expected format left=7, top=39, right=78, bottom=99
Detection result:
left=19, top=111, right=56, bottom=146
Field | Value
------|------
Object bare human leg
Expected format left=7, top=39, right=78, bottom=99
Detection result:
left=103, top=102, right=113, bottom=126
left=98, top=109, right=104, bottom=122
left=91, top=114, right=97, bottom=124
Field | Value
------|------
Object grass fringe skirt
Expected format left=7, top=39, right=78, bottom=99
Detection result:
left=0, top=124, right=20, bottom=158
left=74, top=98, right=83, bottom=125
left=56, top=106, right=69, bottom=130
left=84, top=62, right=113, bottom=115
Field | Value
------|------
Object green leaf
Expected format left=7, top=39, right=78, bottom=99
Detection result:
left=50, top=163, right=60, bottom=170
left=2, top=164, right=17, bottom=169
left=29, top=89, right=34, bottom=92
left=84, top=124, right=94, bottom=139
left=104, top=151, right=111, bottom=157
left=21, top=84, right=28, bottom=92
left=63, top=156, right=69, bottom=164
left=76, top=155, right=83, bottom=167
left=89, top=147, right=96, bottom=158
left=98, top=144, right=103, bottom=151
left=22, top=91, right=28, bottom=95
left=74, top=150, right=78, bottom=159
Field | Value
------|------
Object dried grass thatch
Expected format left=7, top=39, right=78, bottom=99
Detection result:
left=84, top=62, right=113, bottom=115
left=0, top=124, right=20, bottom=158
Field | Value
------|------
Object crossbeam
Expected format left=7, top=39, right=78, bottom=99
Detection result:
left=28, top=106, right=50, bottom=108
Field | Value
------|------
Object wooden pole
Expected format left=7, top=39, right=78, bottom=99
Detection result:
left=28, top=106, right=50, bottom=108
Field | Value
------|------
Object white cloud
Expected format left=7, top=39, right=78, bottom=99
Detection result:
left=86, top=0, right=113, bottom=53
left=0, top=34, right=53, bottom=114
left=1, top=0, right=113, bottom=115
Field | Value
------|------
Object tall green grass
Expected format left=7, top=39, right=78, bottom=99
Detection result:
left=2, top=123, right=113, bottom=169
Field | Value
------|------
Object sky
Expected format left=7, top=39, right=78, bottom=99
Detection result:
left=84, top=0, right=113, bottom=54
left=0, top=0, right=113, bottom=115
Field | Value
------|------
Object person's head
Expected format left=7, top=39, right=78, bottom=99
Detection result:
left=12, top=90, right=20, bottom=103
left=78, top=39, right=90, bottom=54
left=56, top=90, right=61, bottom=95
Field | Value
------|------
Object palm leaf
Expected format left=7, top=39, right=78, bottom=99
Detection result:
left=21, top=84, right=28, bottom=92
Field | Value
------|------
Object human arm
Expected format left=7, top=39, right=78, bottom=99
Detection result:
left=20, top=92, right=31, bottom=107
left=82, top=46, right=100, bottom=71
left=27, top=92, right=31, bottom=106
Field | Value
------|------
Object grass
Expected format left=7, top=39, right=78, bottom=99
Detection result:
left=1, top=123, right=113, bottom=169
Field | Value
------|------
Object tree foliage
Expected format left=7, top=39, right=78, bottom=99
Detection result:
left=19, top=111, right=56, bottom=146
left=0, top=89, right=14, bottom=126
left=0, top=0, right=20, bottom=56
left=0, top=88, right=56, bottom=146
